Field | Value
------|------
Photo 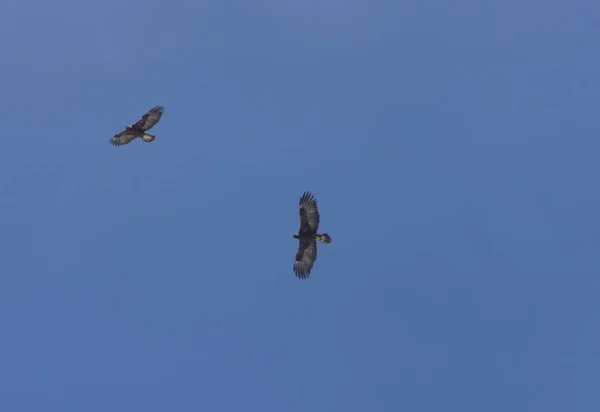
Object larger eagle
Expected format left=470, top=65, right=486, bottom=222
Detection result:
left=110, top=105, right=164, bottom=146
left=292, top=191, right=332, bottom=279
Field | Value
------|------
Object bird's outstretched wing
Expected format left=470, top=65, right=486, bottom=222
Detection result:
left=294, top=239, right=317, bottom=279
left=109, top=130, right=138, bottom=146
left=299, top=191, right=320, bottom=235
left=132, top=106, right=164, bottom=131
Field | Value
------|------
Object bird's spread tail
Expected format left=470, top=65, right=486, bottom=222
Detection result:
left=316, top=233, right=332, bottom=243
left=142, top=133, right=156, bottom=142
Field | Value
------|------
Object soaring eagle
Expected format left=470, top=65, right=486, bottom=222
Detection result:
left=293, top=191, right=332, bottom=279
left=110, top=106, right=164, bottom=146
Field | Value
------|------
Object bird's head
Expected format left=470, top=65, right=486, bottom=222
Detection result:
left=316, top=233, right=332, bottom=244
left=125, top=124, right=133, bottom=130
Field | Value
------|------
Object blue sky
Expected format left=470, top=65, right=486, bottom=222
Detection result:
left=0, top=1, right=599, bottom=411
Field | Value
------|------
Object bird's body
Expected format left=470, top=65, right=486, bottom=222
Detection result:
left=292, top=191, right=332, bottom=279
left=293, top=233, right=332, bottom=243
left=110, top=106, right=164, bottom=147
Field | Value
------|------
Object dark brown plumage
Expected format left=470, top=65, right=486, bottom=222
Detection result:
left=292, top=191, right=332, bottom=279
left=110, top=106, right=164, bottom=147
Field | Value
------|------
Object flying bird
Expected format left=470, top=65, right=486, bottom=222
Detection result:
left=110, top=106, right=164, bottom=147
left=292, top=191, right=332, bottom=279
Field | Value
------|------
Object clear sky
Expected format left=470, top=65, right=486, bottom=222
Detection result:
left=0, top=1, right=599, bottom=411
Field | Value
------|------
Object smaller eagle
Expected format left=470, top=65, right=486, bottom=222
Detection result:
left=293, top=191, right=332, bottom=279
left=110, top=105, right=164, bottom=147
